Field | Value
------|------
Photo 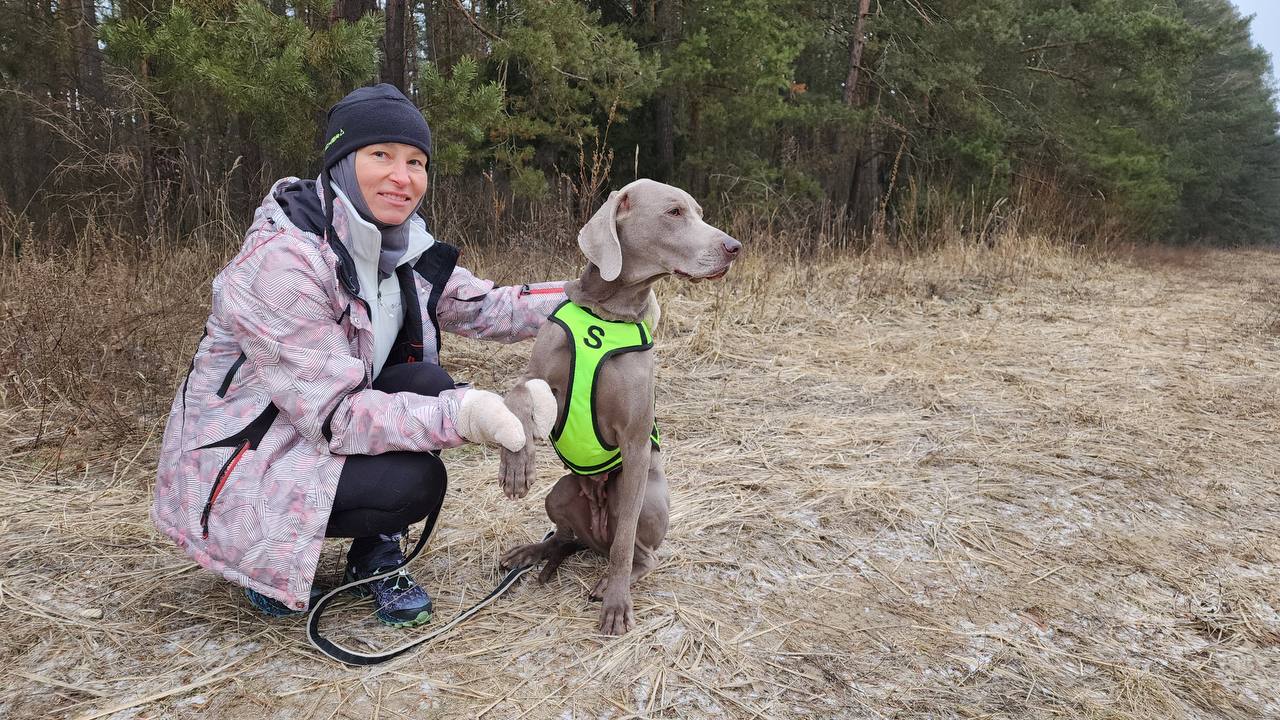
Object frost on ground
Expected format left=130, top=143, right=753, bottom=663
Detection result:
left=1, top=243, right=1277, bottom=719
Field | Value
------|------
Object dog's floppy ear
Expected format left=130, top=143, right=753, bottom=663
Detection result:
left=578, top=189, right=631, bottom=282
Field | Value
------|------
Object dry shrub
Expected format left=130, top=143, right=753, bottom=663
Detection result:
left=0, top=232, right=227, bottom=463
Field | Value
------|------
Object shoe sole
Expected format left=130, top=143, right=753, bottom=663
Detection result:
left=378, top=609, right=433, bottom=628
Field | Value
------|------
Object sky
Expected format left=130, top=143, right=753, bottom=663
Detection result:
left=1232, top=0, right=1279, bottom=82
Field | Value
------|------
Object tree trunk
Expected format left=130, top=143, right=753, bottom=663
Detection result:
left=330, top=0, right=376, bottom=26
left=383, top=0, right=408, bottom=92
left=65, top=0, right=105, bottom=104
left=843, top=0, right=871, bottom=106
left=138, top=57, right=159, bottom=232
left=418, top=0, right=432, bottom=67
left=848, top=117, right=885, bottom=230
left=845, top=0, right=880, bottom=228
left=405, top=0, right=420, bottom=96
left=42, top=0, right=66, bottom=98
left=654, top=0, right=679, bottom=182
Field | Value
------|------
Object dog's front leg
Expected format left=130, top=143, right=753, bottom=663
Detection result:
left=598, top=431, right=652, bottom=635
left=499, top=378, right=556, bottom=499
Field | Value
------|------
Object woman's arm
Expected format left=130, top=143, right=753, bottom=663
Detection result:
left=218, top=237, right=471, bottom=456
left=436, top=266, right=567, bottom=342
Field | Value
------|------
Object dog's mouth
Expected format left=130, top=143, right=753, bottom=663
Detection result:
left=674, top=265, right=732, bottom=283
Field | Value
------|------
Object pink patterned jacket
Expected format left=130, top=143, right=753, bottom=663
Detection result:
left=152, top=178, right=565, bottom=611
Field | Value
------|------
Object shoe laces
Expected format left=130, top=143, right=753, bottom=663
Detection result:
left=386, top=569, right=415, bottom=593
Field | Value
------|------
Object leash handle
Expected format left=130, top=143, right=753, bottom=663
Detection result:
left=306, top=526, right=555, bottom=666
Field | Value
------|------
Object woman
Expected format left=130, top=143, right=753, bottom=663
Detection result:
left=152, top=84, right=565, bottom=627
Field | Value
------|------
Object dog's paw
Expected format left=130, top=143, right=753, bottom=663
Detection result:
left=500, top=445, right=534, bottom=499
left=598, top=594, right=634, bottom=636
left=588, top=575, right=608, bottom=602
left=500, top=541, right=547, bottom=571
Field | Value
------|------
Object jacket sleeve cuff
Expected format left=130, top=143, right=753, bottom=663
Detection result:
left=431, top=386, right=471, bottom=448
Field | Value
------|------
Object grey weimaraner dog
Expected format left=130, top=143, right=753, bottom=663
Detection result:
left=497, top=179, right=741, bottom=635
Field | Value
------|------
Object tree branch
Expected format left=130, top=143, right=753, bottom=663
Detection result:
left=1024, top=65, right=1089, bottom=88
left=1020, top=41, right=1079, bottom=55
left=451, top=0, right=503, bottom=44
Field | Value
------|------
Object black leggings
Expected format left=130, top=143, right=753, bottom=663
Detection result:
left=325, top=362, right=452, bottom=539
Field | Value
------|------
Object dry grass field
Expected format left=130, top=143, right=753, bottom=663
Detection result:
left=1, top=232, right=1277, bottom=719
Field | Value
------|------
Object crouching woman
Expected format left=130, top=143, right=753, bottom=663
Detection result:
left=151, top=85, right=563, bottom=626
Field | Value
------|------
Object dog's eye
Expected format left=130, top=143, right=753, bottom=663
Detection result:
left=666, top=207, right=682, bottom=217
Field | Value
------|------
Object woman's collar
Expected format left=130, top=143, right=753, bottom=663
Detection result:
left=324, top=179, right=435, bottom=270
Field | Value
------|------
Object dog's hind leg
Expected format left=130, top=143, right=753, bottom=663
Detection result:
left=498, top=525, right=585, bottom=574
left=499, top=533, right=558, bottom=572
left=538, top=534, right=586, bottom=583
left=500, top=522, right=560, bottom=575
left=501, top=472, right=596, bottom=572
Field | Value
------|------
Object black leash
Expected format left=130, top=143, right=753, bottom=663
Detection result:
left=307, top=513, right=555, bottom=666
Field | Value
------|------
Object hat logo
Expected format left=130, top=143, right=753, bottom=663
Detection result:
left=324, top=128, right=345, bottom=152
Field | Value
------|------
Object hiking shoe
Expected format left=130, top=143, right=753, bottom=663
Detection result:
left=343, top=535, right=434, bottom=628
left=244, top=586, right=326, bottom=617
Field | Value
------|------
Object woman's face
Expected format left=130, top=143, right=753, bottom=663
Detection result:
left=354, top=143, right=429, bottom=225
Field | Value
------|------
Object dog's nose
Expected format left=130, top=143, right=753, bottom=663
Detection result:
left=722, top=236, right=742, bottom=256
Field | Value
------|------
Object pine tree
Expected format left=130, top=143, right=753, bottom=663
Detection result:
left=1169, top=0, right=1280, bottom=244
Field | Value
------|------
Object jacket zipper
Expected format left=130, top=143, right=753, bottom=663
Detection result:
left=352, top=296, right=372, bottom=325
left=200, top=439, right=251, bottom=540
left=521, top=284, right=564, bottom=296
left=350, top=296, right=374, bottom=383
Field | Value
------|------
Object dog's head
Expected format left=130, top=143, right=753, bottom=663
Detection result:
left=577, top=179, right=741, bottom=284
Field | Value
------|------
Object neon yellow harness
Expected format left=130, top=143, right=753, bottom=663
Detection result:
left=547, top=301, right=660, bottom=475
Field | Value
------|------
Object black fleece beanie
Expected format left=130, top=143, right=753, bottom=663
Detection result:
left=322, top=84, right=432, bottom=171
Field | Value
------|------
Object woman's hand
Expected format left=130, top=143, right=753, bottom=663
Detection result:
left=455, top=389, right=526, bottom=452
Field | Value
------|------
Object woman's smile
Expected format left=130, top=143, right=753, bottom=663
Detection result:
left=375, top=189, right=413, bottom=209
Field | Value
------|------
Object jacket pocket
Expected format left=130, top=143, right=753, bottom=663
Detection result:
left=196, top=403, right=279, bottom=451
left=200, top=439, right=250, bottom=540
left=194, top=403, right=279, bottom=539
left=185, top=396, right=280, bottom=452
left=215, top=352, right=247, bottom=398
